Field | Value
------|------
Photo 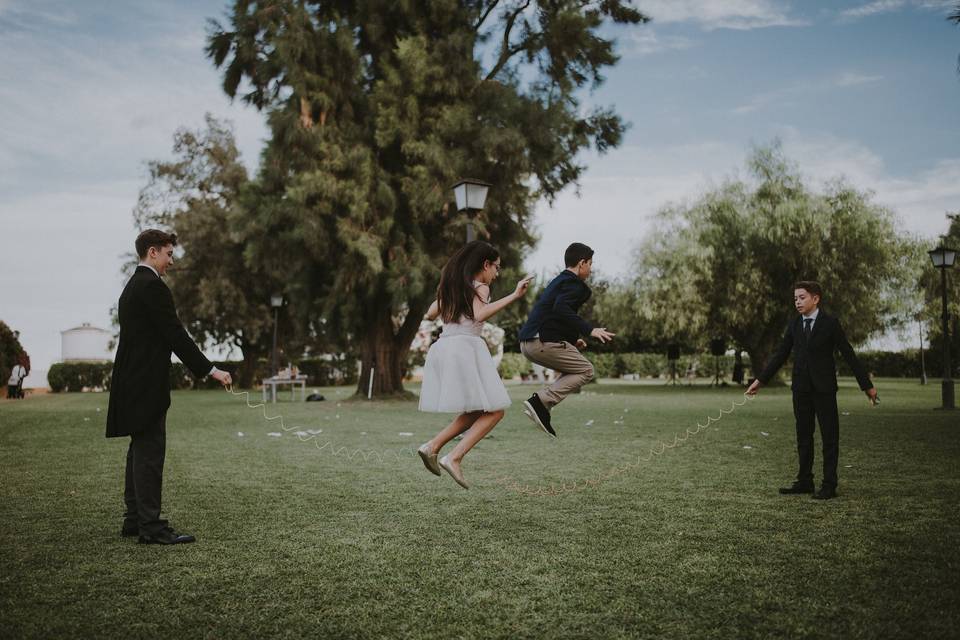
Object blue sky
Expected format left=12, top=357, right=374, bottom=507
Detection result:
left=1, top=0, right=959, bottom=379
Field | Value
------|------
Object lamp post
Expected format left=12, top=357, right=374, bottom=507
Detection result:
left=918, top=315, right=927, bottom=385
left=270, top=294, right=283, bottom=378
left=928, top=245, right=957, bottom=410
left=452, top=179, right=491, bottom=242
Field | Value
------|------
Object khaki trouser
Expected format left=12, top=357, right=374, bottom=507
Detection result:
left=520, top=339, right=595, bottom=409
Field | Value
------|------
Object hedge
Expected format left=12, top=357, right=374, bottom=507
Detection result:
left=48, top=362, right=113, bottom=392
left=49, top=348, right=928, bottom=393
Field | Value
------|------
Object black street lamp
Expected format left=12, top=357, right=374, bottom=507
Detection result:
left=928, top=245, right=957, bottom=410
left=270, top=294, right=284, bottom=377
left=452, top=179, right=491, bottom=243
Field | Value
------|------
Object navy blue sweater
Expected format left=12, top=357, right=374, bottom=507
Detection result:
left=518, top=270, right=593, bottom=343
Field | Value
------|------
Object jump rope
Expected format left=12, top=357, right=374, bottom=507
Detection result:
left=225, top=384, right=756, bottom=496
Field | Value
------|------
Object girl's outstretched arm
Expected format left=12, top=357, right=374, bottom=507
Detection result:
left=473, top=276, right=533, bottom=323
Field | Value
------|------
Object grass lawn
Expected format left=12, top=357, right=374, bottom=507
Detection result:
left=1, top=378, right=958, bottom=638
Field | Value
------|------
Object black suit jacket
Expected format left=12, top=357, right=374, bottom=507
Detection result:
left=757, top=310, right=873, bottom=393
left=517, top=270, right=593, bottom=344
left=105, top=266, right=212, bottom=438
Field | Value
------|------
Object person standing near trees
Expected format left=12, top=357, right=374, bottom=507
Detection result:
left=106, top=229, right=232, bottom=544
left=417, top=241, right=533, bottom=489
left=517, top=243, right=615, bottom=437
left=7, top=362, right=26, bottom=399
left=747, top=281, right=878, bottom=500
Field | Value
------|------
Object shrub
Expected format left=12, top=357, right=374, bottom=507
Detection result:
left=499, top=353, right=532, bottom=379
left=48, top=362, right=113, bottom=392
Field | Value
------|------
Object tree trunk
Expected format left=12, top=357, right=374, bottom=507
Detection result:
left=354, top=298, right=431, bottom=398
left=356, top=314, right=406, bottom=397
left=237, top=343, right=263, bottom=389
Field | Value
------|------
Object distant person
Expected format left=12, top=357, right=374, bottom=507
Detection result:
left=416, top=241, right=533, bottom=489
left=747, top=281, right=877, bottom=501
left=7, top=362, right=26, bottom=399
left=106, top=229, right=232, bottom=545
left=517, top=243, right=615, bottom=437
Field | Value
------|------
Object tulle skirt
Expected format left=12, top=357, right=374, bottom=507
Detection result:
left=418, top=335, right=511, bottom=413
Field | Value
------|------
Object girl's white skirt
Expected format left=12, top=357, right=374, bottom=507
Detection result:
left=418, top=335, right=511, bottom=413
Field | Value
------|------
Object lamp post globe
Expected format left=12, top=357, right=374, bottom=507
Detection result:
left=452, top=179, right=491, bottom=243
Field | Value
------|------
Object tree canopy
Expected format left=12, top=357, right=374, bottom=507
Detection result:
left=628, top=142, right=921, bottom=379
left=133, top=115, right=282, bottom=387
left=205, top=0, right=648, bottom=395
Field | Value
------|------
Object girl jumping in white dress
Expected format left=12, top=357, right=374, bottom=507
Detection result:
left=417, top=241, right=533, bottom=489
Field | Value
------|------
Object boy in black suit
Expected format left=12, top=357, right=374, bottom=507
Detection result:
left=517, top=243, right=615, bottom=437
left=747, top=281, right=877, bottom=500
left=106, top=230, right=232, bottom=544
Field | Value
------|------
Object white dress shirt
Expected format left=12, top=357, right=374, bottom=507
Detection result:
left=801, top=308, right=820, bottom=331
left=8, top=364, right=26, bottom=386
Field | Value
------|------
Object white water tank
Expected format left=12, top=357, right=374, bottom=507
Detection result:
left=61, top=323, right=113, bottom=362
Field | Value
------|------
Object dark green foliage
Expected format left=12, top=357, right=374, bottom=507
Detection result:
left=47, top=362, right=112, bottom=393
left=0, top=321, right=27, bottom=388
left=293, top=356, right=358, bottom=386
left=498, top=351, right=532, bottom=379
left=170, top=357, right=357, bottom=390
left=205, top=1, right=648, bottom=396
left=836, top=350, right=925, bottom=379
left=918, top=213, right=959, bottom=378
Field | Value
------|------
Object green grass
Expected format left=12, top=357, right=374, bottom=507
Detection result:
left=1, top=378, right=958, bottom=639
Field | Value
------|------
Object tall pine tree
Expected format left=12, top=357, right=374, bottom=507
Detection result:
left=207, top=1, right=647, bottom=395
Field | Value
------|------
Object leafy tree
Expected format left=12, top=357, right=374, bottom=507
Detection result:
left=630, top=143, right=921, bottom=380
left=133, top=115, right=282, bottom=388
left=205, top=0, right=648, bottom=396
left=0, top=320, right=28, bottom=390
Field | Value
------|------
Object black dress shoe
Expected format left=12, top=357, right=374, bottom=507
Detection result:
left=121, top=524, right=139, bottom=537
left=812, top=486, right=838, bottom=500
left=523, top=394, right=557, bottom=438
left=138, top=528, right=196, bottom=545
left=778, top=482, right=815, bottom=495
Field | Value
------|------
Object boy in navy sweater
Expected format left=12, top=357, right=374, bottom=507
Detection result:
left=518, top=243, right=615, bottom=436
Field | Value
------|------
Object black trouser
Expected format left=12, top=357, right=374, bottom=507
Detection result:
left=7, top=385, right=17, bottom=399
left=123, top=413, right=168, bottom=536
left=792, top=391, right=840, bottom=488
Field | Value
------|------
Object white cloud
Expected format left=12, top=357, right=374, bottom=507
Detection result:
left=838, top=0, right=955, bottom=21
left=624, top=29, right=698, bottom=56
left=524, top=133, right=959, bottom=281
left=777, top=129, right=960, bottom=238
left=525, top=141, right=745, bottom=277
left=839, top=0, right=907, bottom=20
left=732, top=71, right=884, bottom=114
left=639, top=0, right=809, bottom=30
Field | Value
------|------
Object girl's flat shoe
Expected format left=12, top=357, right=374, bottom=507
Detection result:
left=439, top=455, right=469, bottom=489
left=417, top=443, right=441, bottom=476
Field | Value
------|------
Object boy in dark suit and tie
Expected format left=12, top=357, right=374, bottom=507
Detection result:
left=106, top=230, right=232, bottom=544
left=517, top=243, right=615, bottom=437
left=747, top=281, right=877, bottom=500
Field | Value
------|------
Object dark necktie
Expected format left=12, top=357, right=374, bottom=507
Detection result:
left=803, top=318, right=813, bottom=339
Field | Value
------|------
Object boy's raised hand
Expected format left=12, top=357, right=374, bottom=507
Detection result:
left=590, top=327, right=615, bottom=343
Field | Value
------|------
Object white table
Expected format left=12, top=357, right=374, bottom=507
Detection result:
left=262, top=376, right=308, bottom=403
